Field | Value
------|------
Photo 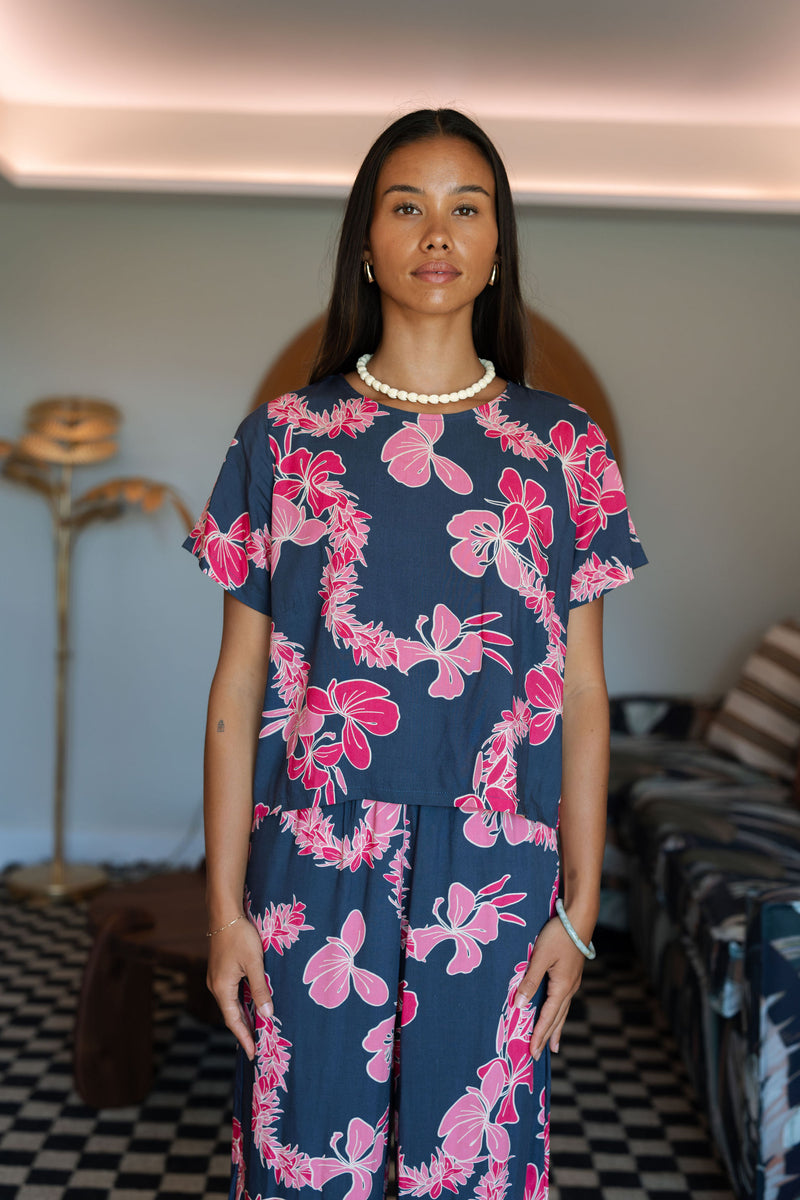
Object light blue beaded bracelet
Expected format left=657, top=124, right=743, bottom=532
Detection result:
left=555, top=899, right=596, bottom=960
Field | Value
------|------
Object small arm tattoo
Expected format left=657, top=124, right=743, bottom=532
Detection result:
left=216, top=720, right=225, bottom=733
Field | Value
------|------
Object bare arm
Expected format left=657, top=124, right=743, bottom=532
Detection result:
left=204, top=591, right=274, bottom=1059
left=513, top=597, right=609, bottom=1059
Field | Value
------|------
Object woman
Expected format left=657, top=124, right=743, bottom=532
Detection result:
left=186, top=108, right=646, bottom=1200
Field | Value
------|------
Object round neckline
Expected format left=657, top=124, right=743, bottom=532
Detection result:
left=336, top=373, right=511, bottom=417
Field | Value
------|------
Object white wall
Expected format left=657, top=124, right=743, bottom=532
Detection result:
left=2, top=188, right=798, bottom=867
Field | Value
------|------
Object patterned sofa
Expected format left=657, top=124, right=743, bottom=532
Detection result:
left=605, top=621, right=800, bottom=1200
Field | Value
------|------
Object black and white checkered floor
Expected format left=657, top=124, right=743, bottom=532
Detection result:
left=0, top=871, right=734, bottom=1200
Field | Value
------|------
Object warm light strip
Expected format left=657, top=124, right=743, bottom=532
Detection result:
left=2, top=102, right=799, bottom=213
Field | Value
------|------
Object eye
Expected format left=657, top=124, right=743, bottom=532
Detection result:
left=454, top=204, right=479, bottom=216
left=394, top=202, right=421, bottom=215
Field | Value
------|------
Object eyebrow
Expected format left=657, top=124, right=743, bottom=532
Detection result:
left=382, top=183, right=492, bottom=198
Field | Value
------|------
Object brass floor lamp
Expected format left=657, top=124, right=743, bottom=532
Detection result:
left=1, top=398, right=192, bottom=900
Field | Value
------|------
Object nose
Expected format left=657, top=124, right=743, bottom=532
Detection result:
left=421, top=212, right=451, bottom=252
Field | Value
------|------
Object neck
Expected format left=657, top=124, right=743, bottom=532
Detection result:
left=368, top=310, right=484, bottom=396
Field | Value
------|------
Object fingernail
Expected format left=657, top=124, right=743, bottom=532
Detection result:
left=532, top=1048, right=541, bottom=1062
left=513, top=993, right=526, bottom=1010
left=552, top=1042, right=559, bottom=1053
left=258, top=1002, right=273, bottom=1019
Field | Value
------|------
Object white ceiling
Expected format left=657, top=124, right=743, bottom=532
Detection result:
left=1, top=0, right=799, bottom=210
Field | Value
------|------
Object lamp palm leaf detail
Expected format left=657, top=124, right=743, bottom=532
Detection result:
left=1, top=396, right=192, bottom=899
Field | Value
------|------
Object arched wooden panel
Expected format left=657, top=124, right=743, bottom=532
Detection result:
left=253, top=309, right=622, bottom=466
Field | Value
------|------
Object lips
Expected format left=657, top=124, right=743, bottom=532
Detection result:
left=412, top=261, right=460, bottom=283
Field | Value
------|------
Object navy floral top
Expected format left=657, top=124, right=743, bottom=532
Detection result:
left=185, top=376, right=647, bottom=829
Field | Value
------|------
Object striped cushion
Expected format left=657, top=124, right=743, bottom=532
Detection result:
left=705, top=620, right=800, bottom=783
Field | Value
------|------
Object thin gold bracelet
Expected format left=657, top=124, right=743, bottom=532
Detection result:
left=206, top=913, right=246, bottom=937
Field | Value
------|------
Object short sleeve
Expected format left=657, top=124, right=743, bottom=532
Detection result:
left=569, top=418, right=647, bottom=608
left=182, top=403, right=273, bottom=615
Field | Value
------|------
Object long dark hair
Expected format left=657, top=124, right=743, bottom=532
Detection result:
left=309, top=109, right=529, bottom=386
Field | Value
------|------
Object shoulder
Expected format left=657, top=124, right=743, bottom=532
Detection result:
left=508, top=383, right=612, bottom=447
left=508, top=381, right=589, bottom=425
left=230, top=376, right=347, bottom=446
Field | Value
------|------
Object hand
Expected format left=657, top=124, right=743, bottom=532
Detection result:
left=512, top=916, right=586, bottom=1061
left=206, top=917, right=273, bottom=1060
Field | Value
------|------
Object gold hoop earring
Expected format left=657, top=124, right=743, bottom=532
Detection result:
left=489, top=262, right=499, bottom=287
left=363, top=260, right=375, bottom=284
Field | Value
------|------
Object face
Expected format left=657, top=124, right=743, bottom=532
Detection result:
left=365, top=136, right=498, bottom=320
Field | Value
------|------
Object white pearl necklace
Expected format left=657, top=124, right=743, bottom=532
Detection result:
left=356, top=353, right=495, bottom=406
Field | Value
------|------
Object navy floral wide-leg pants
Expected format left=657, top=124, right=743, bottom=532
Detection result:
left=231, top=799, right=559, bottom=1200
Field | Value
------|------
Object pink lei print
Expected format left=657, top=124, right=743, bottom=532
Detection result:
left=399, top=951, right=545, bottom=1200
left=266, top=406, right=525, bottom=689
left=251, top=1014, right=313, bottom=1190
left=475, top=399, right=554, bottom=464
left=570, top=552, right=634, bottom=605
left=270, top=391, right=389, bottom=440
left=280, top=800, right=406, bottom=872
left=244, top=891, right=313, bottom=956
left=450, top=664, right=563, bottom=844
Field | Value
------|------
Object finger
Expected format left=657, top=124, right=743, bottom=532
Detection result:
left=513, top=957, right=547, bottom=1010
left=247, top=965, right=274, bottom=1021
left=550, top=1011, right=569, bottom=1054
left=217, top=996, right=256, bottom=1060
left=530, top=992, right=574, bottom=1060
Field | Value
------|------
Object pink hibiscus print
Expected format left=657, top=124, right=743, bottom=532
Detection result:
left=286, top=731, right=344, bottom=803
left=447, top=507, right=524, bottom=589
left=575, top=430, right=626, bottom=550
left=461, top=808, right=537, bottom=849
left=381, top=415, right=473, bottom=493
left=361, top=1015, right=396, bottom=1084
left=193, top=510, right=251, bottom=589
left=549, top=419, right=587, bottom=521
left=299, top=678, right=401, bottom=770
left=447, top=469, right=554, bottom=588
left=484, top=1037, right=534, bottom=1127
left=269, top=493, right=326, bottom=571
left=309, top=1115, right=387, bottom=1200
left=273, top=444, right=346, bottom=516
left=362, top=985, right=418, bottom=1082
left=438, top=1058, right=511, bottom=1164
left=587, top=420, right=612, bottom=472
left=302, top=910, right=389, bottom=1008
left=524, top=664, right=563, bottom=745
left=523, top=1089, right=551, bottom=1200
left=231, top=1115, right=245, bottom=1200
left=407, top=876, right=525, bottom=975
left=496, top=467, right=554, bottom=575
left=395, top=604, right=484, bottom=698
